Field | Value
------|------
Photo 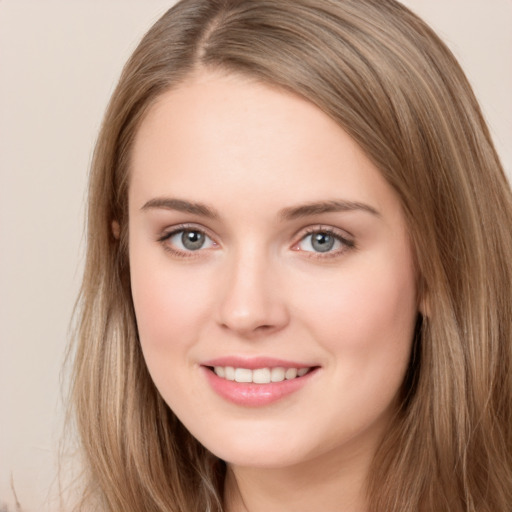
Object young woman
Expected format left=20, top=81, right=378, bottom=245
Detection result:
left=69, top=0, right=512, bottom=510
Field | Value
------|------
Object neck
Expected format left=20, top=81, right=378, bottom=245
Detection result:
left=223, top=445, right=372, bottom=512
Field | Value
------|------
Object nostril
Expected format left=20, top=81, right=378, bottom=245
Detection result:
left=255, top=324, right=273, bottom=331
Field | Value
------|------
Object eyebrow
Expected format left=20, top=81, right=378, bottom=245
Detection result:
left=141, top=197, right=220, bottom=219
left=279, top=199, right=380, bottom=220
left=140, top=197, right=380, bottom=220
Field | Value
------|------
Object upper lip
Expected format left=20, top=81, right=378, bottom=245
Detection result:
left=201, top=356, right=316, bottom=370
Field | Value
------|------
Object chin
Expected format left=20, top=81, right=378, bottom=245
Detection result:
left=192, top=424, right=321, bottom=469
left=216, top=446, right=308, bottom=469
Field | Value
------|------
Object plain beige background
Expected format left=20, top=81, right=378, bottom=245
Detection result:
left=0, top=1, right=511, bottom=510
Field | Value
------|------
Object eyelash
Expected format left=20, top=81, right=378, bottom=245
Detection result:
left=294, top=227, right=356, bottom=259
left=157, top=224, right=217, bottom=258
left=157, top=224, right=355, bottom=259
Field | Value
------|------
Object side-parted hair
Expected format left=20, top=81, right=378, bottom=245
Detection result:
left=70, top=0, right=512, bottom=510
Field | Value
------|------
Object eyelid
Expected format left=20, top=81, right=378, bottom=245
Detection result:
left=156, top=222, right=355, bottom=258
left=157, top=223, right=219, bottom=255
left=158, top=222, right=208, bottom=240
left=291, top=225, right=356, bottom=256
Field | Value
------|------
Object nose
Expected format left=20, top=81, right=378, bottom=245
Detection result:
left=216, top=247, right=290, bottom=337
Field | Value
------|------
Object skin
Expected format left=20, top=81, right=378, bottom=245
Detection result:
left=128, top=71, right=419, bottom=512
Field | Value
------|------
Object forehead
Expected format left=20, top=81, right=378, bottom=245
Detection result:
left=129, top=71, right=400, bottom=220
left=131, top=71, right=347, bottom=171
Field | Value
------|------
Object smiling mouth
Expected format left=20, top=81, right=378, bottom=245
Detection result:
left=207, top=366, right=315, bottom=384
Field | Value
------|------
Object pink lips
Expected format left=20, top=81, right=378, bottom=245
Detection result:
left=203, top=356, right=312, bottom=370
left=201, top=357, right=319, bottom=407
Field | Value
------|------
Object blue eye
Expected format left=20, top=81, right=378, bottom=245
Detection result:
left=162, top=229, right=216, bottom=252
left=308, top=232, right=336, bottom=252
left=297, top=230, right=353, bottom=254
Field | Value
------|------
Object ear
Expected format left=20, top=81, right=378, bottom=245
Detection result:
left=112, top=220, right=121, bottom=240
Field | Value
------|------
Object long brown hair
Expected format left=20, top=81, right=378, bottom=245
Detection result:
left=69, top=0, right=512, bottom=510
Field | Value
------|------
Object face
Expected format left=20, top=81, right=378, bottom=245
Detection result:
left=128, top=71, right=419, bottom=470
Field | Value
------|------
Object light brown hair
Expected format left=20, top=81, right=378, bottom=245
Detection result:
left=69, top=0, right=512, bottom=510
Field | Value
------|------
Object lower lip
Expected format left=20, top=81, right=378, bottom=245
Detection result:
left=202, top=366, right=318, bottom=407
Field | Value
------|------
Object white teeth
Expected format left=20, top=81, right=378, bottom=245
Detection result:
left=214, top=366, right=225, bottom=378
left=213, top=366, right=311, bottom=383
left=285, top=368, right=297, bottom=380
left=253, top=368, right=271, bottom=384
left=234, top=368, right=252, bottom=383
left=271, top=367, right=285, bottom=382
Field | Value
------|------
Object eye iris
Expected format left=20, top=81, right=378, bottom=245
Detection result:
left=311, top=232, right=335, bottom=252
left=181, top=230, right=205, bottom=250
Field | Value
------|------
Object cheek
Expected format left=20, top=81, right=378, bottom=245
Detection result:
left=129, top=247, right=211, bottom=354
left=129, top=252, right=218, bottom=409
left=295, top=257, right=418, bottom=434
left=293, top=252, right=417, bottom=366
